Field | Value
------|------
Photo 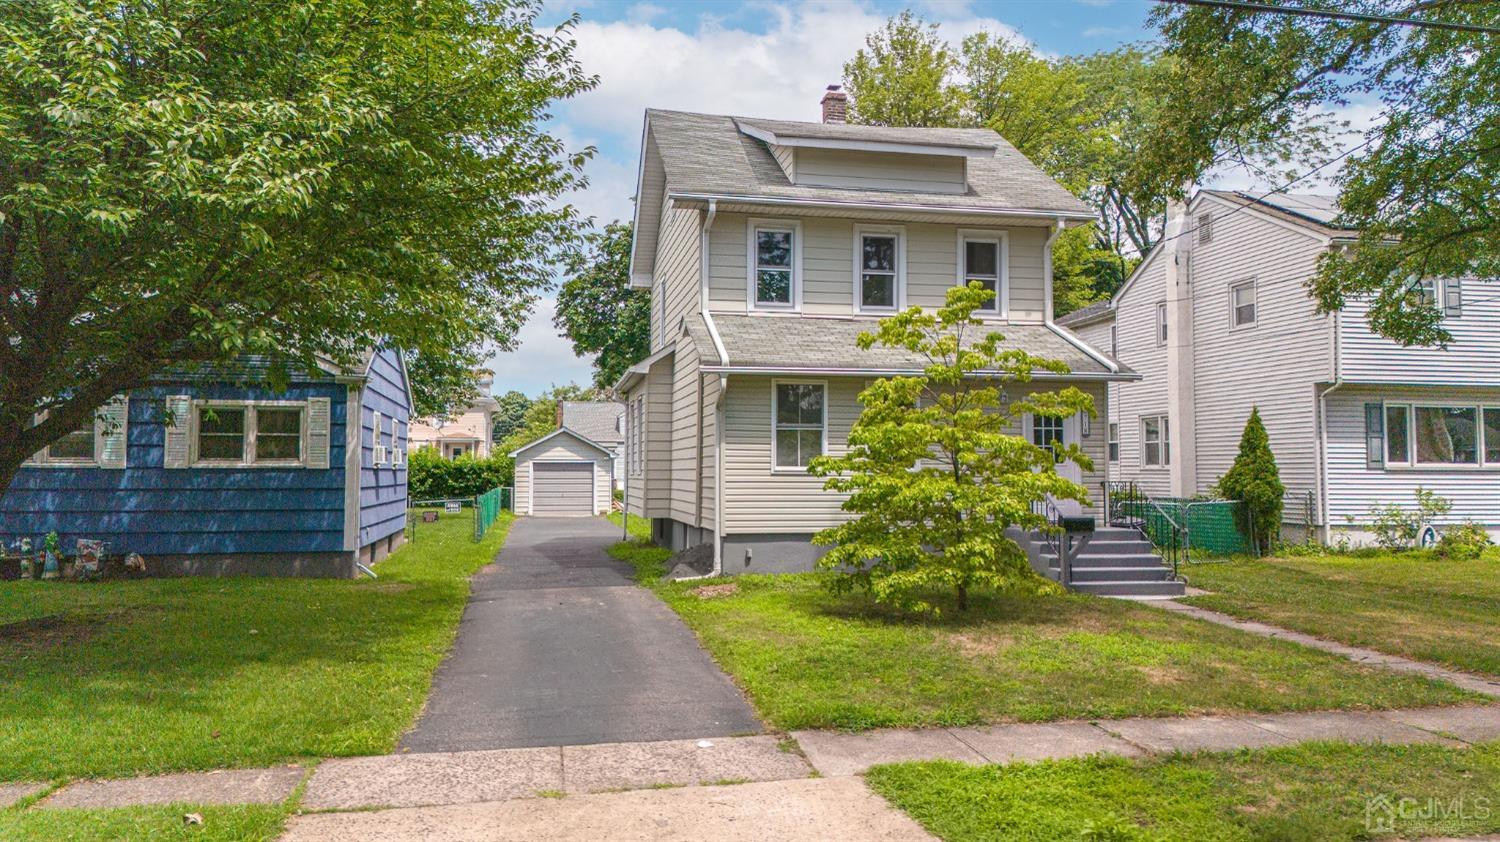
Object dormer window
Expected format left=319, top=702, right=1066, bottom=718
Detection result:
left=749, top=220, right=800, bottom=310
left=855, top=226, right=903, bottom=313
left=958, top=231, right=1007, bottom=316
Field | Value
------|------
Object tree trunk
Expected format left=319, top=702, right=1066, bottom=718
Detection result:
left=956, top=583, right=969, bottom=612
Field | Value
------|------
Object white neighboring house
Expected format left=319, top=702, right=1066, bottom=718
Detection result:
left=1059, top=189, right=1500, bottom=545
left=616, top=89, right=1139, bottom=579
left=408, top=371, right=501, bottom=459
left=559, top=401, right=626, bottom=489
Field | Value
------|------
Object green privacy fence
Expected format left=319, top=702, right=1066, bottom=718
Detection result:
left=474, top=487, right=511, bottom=541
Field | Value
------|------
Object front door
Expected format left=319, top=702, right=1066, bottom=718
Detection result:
left=1029, top=413, right=1085, bottom=516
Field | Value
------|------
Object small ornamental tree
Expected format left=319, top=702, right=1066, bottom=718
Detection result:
left=807, top=284, right=1094, bottom=615
left=1216, top=408, right=1284, bottom=555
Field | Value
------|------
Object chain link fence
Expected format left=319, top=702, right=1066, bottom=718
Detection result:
left=407, top=486, right=512, bottom=544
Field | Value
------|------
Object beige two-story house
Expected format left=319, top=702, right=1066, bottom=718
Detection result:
left=617, top=90, right=1139, bottom=576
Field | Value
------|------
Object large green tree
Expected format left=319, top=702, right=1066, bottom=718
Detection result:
left=808, top=284, right=1094, bottom=615
left=553, top=221, right=649, bottom=389
left=491, top=389, right=532, bottom=443
left=1142, top=1, right=1494, bottom=346
left=498, top=383, right=603, bottom=455
left=0, top=0, right=594, bottom=490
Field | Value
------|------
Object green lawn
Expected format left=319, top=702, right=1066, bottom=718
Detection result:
left=0, top=803, right=290, bottom=842
left=1184, top=551, right=1500, bottom=678
left=0, top=512, right=511, bottom=781
left=647, top=574, right=1478, bottom=731
left=867, top=740, right=1500, bottom=841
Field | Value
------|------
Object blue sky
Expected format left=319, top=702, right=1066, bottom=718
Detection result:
left=485, top=0, right=1350, bottom=397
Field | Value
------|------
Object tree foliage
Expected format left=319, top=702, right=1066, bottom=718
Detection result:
left=491, top=389, right=532, bottom=443
left=808, top=284, right=1094, bottom=615
left=1144, top=1, right=1494, bottom=347
left=1215, top=408, right=1285, bottom=555
left=553, top=221, right=649, bottom=389
left=497, top=383, right=603, bottom=456
left=407, top=447, right=513, bottom=501
left=0, top=0, right=595, bottom=489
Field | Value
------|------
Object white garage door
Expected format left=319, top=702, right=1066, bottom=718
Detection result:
left=532, top=462, right=594, bottom=515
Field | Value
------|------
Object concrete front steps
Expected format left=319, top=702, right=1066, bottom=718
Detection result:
left=1034, top=525, right=1185, bottom=598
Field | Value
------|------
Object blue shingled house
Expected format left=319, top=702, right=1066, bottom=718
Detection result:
left=1, top=348, right=412, bottom=577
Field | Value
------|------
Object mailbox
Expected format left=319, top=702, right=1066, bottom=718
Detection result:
left=1059, top=516, right=1095, bottom=534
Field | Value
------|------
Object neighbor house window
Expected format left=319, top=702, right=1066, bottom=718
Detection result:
left=195, top=403, right=306, bottom=466
left=1155, top=302, right=1168, bottom=345
left=773, top=382, right=825, bottom=470
left=750, top=221, right=798, bottom=308
left=1230, top=279, right=1257, bottom=327
left=1385, top=404, right=1411, bottom=465
left=1415, top=406, right=1478, bottom=465
left=48, top=423, right=96, bottom=463
left=1486, top=409, right=1500, bottom=465
left=628, top=396, right=645, bottom=476
left=958, top=232, right=1005, bottom=314
left=1142, top=415, right=1169, bottom=467
left=1108, top=422, right=1120, bottom=462
left=1110, top=324, right=1118, bottom=357
left=855, top=227, right=902, bottom=312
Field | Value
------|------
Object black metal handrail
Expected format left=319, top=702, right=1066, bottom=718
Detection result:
left=1103, top=481, right=1188, bottom=581
left=1030, top=497, right=1064, bottom=579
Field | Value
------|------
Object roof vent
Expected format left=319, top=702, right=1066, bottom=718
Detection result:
left=820, top=85, right=847, bottom=124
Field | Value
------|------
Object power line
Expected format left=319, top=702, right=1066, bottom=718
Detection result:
left=1161, top=0, right=1500, bottom=35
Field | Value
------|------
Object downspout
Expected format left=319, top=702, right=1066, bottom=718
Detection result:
left=679, top=201, right=726, bottom=581
left=1043, top=217, right=1064, bottom=324
left=1317, top=298, right=1344, bottom=545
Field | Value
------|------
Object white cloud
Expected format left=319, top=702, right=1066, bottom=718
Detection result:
left=1203, top=99, right=1386, bottom=196
left=485, top=295, right=597, bottom=397
left=1081, top=25, right=1133, bottom=38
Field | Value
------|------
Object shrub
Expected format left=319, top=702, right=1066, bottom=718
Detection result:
left=1369, top=487, right=1452, bottom=551
left=408, top=447, right=513, bottom=500
left=1214, top=408, right=1285, bottom=555
left=1436, top=521, right=1491, bottom=561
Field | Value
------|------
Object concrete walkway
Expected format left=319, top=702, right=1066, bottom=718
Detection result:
left=398, top=516, right=762, bottom=752
left=1155, top=600, right=1500, bottom=699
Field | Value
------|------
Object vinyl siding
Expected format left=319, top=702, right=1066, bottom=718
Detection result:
left=771, top=145, right=795, bottom=181
left=514, top=433, right=612, bottom=515
left=1324, top=385, right=1500, bottom=527
left=670, top=338, right=704, bottom=526
left=793, top=148, right=965, bottom=194
left=1067, top=318, right=1121, bottom=476
left=358, top=348, right=411, bottom=550
left=1187, top=198, right=1329, bottom=515
left=720, top=375, right=1109, bottom=533
left=706, top=212, right=1047, bottom=322
left=700, top=371, right=720, bottom=528
left=1338, top=286, right=1500, bottom=385
left=1110, top=250, right=1172, bottom=496
left=3, top=383, right=347, bottom=555
left=642, top=357, right=673, bottom=515
left=652, top=201, right=701, bottom=352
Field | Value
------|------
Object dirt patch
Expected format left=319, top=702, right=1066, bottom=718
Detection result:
left=0, top=612, right=114, bottom=649
left=945, top=631, right=1017, bottom=657
left=690, top=583, right=740, bottom=600
left=1139, top=665, right=1187, bottom=685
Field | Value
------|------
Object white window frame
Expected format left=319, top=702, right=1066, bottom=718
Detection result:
left=372, top=410, right=387, bottom=465
left=1155, top=302, right=1168, bottom=346
left=852, top=224, right=905, bottom=314
left=746, top=218, right=802, bottom=312
left=629, top=396, right=645, bottom=477
left=190, top=400, right=309, bottom=468
left=35, top=414, right=99, bottom=466
left=1141, top=414, right=1169, bottom=469
left=956, top=229, right=1009, bottom=318
left=1108, top=422, right=1120, bottom=463
left=1377, top=400, right=1499, bottom=471
left=1229, top=278, right=1257, bottom=329
left=770, top=379, right=827, bottom=474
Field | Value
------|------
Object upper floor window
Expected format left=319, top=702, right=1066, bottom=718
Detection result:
left=773, top=381, right=825, bottom=471
left=1409, top=276, right=1462, bottom=318
left=750, top=221, right=799, bottom=309
left=1230, top=279, right=1257, bottom=328
left=958, top=231, right=1006, bottom=315
left=1110, top=324, right=1118, bottom=357
left=1155, top=302, right=1168, bottom=345
left=855, top=226, right=903, bottom=313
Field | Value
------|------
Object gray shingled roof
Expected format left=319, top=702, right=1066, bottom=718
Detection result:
left=1201, top=189, right=1354, bottom=233
left=699, top=314, right=1130, bottom=378
left=737, top=118, right=1002, bottom=151
left=648, top=110, right=1092, bottom=217
left=559, top=401, right=625, bottom=445
left=1055, top=299, right=1114, bottom=328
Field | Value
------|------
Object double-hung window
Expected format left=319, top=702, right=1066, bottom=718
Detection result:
left=1108, top=422, right=1120, bottom=462
left=1155, top=302, right=1168, bottom=345
left=195, top=403, right=305, bottom=466
left=1229, top=279, right=1257, bottom=328
left=750, top=221, right=798, bottom=309
left=773, top=382, right=825, bottom=471
left=48, top=423, right=97, bottom=463
left=1409, top=276, right=1463, bottom=318
left=855, top=227, right=902, bottom=312
left=1142, top=414, right=1169, bottom=467
left=958, top=232, right=1005, bottom=315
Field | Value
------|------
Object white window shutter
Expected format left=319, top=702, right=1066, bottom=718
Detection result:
left=1445, top=278, right=1462, bottom=317
left=97, top=396, right=129, bottom=469
left=306, top=397, right=331, bottom=469
left=163, top=395, right=192, bottom=468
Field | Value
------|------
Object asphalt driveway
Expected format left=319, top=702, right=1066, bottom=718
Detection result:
left=400, top=516, right=762, bottom=752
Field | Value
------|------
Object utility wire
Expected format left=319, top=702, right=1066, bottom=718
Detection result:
left=1161, top=0, right=1500, bottom=35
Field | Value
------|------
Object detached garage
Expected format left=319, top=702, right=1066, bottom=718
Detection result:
left=509, top=428, right=615, bottom=516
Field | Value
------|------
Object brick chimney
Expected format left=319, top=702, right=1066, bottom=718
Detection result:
left=820, top=85, right=847, bottom=124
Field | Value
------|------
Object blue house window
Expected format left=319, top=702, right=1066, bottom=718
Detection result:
left=193, top=402, right=309, bottom=467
